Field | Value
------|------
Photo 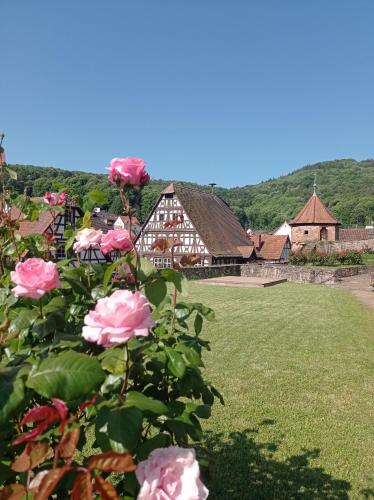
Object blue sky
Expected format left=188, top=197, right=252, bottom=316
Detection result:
left=2, top=0, right=374, bottom=187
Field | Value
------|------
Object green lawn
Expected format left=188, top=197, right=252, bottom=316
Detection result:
left=363, top=253, right=374, bottom=265
left=188, top=282, right=374, bottom=499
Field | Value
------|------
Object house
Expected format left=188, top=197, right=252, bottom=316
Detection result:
left=10, top=199, right=109, bottom=263
left=249, top=233, right=291, bottom=263
left=273, top=220, right=292, bottom=242
left=136, top=183, right=254, bottom=268
left=91, top=209, right=140, bottom=234
left=289, top=193, right=340, bottom=244
left=113, top=215, right=140, bottom=234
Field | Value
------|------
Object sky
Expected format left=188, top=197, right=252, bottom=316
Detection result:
left=2, top=0, right=374, bottom=187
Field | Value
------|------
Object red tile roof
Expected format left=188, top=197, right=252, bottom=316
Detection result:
left=339, top=228, right=374, bottom=241
left=289, top=195, right=339, bottom=225
left=249, top=233, right=290, bottom=261
left=10, top=206, right=54, bottom=237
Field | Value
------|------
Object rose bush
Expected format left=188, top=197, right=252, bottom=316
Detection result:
left=0, top=153, right=221, bottom=499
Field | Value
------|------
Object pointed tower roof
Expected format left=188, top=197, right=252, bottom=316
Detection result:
left=289, top=194, right=340, bottom=225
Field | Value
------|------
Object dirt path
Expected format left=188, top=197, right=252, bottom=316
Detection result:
left=330, top=273, right=374, bottom=311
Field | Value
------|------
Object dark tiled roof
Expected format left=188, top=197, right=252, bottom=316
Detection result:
left=290, top=195, right=339, bottom=225
left=339, top=228, right=374, bottom=241
left=161, top=183, right=252, bottom=258
left=91, top=212, right=140, bottom=233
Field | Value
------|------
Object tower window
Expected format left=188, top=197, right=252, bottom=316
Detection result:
left=304, top=230, right=309, bottom=235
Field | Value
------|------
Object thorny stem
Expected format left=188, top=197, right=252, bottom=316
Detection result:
left=39, top=300, right=44, bottom=319
left=119, top=343, right=130, bottom=401
left=119, top=188, right=139, bottom=289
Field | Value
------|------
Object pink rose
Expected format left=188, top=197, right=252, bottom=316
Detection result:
left=73, top=228, right=103, bottom=253
left=82, top=290, right=154, bottom=347
left=43, top=192, right=67, bottom=206
left=136, top=447, right=209, bottom=500
left=108, top=157, right=150, bottom=187
left=100, top=229, right=134, bottom=255
left=11, top=258, right=61, bottom=299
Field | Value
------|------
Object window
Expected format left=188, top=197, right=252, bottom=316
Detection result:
left=165, top=193, right=174, bottom=199
left=304, top=230, right=309, bottom=235
left=172, top=213, right=178, bottom=220
left=159, top=213, right=164, bottom=221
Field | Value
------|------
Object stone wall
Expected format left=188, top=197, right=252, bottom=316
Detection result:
left=240, top=263, right=374, bottom=284
left=181, top=264, right=241, bottom=280
left=181, top=263, right=374, bottom=284
left=304, top=238, right=374, bottom=253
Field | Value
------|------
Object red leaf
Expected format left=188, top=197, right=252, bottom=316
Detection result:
left=20, top=406, right=57, bottom=426
left=13, top=400, right=68, bottom=445
left=59, top=427, right=80, bottom=461
left=71, top=471, right=93, bottom=500
left=33, top=467, right=69, bottom=500
left=12, top=442, right=52, bottom=472
left=0, top=484, right=26, bottom=500
left=94, top=476, right=120, bottom=500
left=51, top=398, right=68, bottom=422
left=87, top=451, right=135, bottom=473
left=12, top=421, right=51, bottom=446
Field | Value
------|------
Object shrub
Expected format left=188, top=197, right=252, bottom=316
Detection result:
left=0, top=154, right=218, bottom=499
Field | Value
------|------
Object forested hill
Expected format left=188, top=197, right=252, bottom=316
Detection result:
left=6, top=159, right=374, bottom=230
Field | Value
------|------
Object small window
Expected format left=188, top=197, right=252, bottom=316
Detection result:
left=172, top=213, right=178, bottom=220
left=304, top=230, right=309, bottom=235
left=165, top=193, right=174, bottom=199
left=159, top=213, right=164, bottom=221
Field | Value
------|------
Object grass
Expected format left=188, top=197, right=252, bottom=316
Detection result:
left=363, top=253, right=374, bottom=265
left=187, top=282, right=374, bottom=499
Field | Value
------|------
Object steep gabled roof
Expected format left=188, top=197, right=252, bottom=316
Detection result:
left=160, top=183, right=252, bottom=258
left=289, top=195, right=340, bottom=225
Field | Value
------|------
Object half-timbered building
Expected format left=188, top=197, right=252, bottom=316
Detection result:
left=136, top=183, right=253, bottom=267
left=11, top=199, right=109, bottom=263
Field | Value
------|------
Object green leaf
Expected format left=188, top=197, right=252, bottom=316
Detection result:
left=145, top=279, right=167, bottom=307
left=95, top=407, right=142, bottom=453
left=32, top=316, right=57, bottom=338
left=165, top=347, right=186, bottom=378
left=136, top=434, right=170, bottom=461
left=9, top=308, right=39, bottom=332
left=160, top=268, right=189, bottom=296
left=194, top=313, right=203, bottom=334
left=124, top=391, right=168, bottom=415
left=26, top=350, right=105, bottom=401
left=0, top=367, right=25, bottom=427
left=174, top=343, right=203, bottom=367
left=100, top=349, right=126, bottom=375
left=64, top=277, right=90, bottom=296
left=82, top=211, right=92, bottom=229
left=43, top=296, right=66, bottom=314
left=64, top=235, right=75, bottom=253
left=86, top=190, right=108, bottom=205
left=103, top=257, right=128, bottom=288
left=137, top=258, right=157, bottom=282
